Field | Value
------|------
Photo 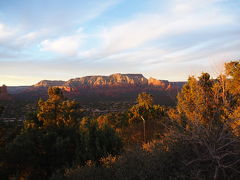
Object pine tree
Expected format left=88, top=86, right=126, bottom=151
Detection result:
left=37, top=87, right=82, bottom=128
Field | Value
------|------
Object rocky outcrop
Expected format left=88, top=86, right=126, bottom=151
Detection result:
left=0, top=85, right=11, bottom=100
left=110, top=73, right=148, bottom=86
left=64, top=73, right=148, bottom=88
left=34, top=80, right=65, bottom=87
left=148, top=77, right=169, bottom=88
left=0, top=85, right=7, bottom=94
left=32, top=73, right=185, bottom=91
left=12, top=74, right=186, bottom=106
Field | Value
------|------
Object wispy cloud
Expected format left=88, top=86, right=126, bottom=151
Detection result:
left=40, top=30, right=85, bottom=56
left=79, top=0, right=237, bottom=62
left=0, top=0, right=239, bottom=85
left=17, top=29, right=50, bottom=44
left=0, top=0, right=119, bottom=54
left=0, top=23, right=18, bottom=43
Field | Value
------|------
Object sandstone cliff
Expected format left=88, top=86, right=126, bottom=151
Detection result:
left=34, top=80, right=65, bottom=87
left=12, top=74, right=186, bottom=106
left=33, top=73, right=180, bottom=89
left=64, top=73, right=148, bottom=88
left=148, top=77, right=169, bottom=88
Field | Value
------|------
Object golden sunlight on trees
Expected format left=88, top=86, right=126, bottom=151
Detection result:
left=225, top=61, right=240, bottom=95
left=1, top=87, right=122, bottom=180
left=224, top=61, right=240, bottom=135
left=128, top=92, right=165, bottom=143
left=137, top=92, right=153, bottom=107
left=176, top=62, right=240, bottom=134
left=177, top=73, right=217, bottom=126
left=165, top=61, right=240, bottom=179
left=37, top=87, right=82, bottom=127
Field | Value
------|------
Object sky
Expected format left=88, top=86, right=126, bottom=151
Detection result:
left=0, top=0, right=240, bottom=85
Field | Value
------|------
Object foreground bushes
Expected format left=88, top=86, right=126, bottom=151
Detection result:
left=52, top=123, right=240, bottom=180
left=0, top=87, right=123, bottom=180
left=51, top=146, right=188, bottom=180
left=0, top=122, right=122, bottom=180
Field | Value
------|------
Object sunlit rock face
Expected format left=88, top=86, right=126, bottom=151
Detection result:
left=33, top=73, right=184, bottom=90
left=64, top=73, right=148, bottom=88
left=34, top=80, right=65, bottom=87
left=109, top=73, right=148, bottom=86
left=148, top=77, right=169, bottom=88
left=13, top=74, right=185, bottom=106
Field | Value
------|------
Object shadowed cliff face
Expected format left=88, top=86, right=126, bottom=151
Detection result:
left=0, top=85, right=11, bottom=100
left=0, top=85, right=7, bottom=94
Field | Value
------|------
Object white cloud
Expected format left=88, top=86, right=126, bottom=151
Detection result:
left=40, top=31, right=85, bottom=56
left=18, top=29, right=49, bottom=42
left=81, top=0, right=234, bottom=61
left=0, top=23, right=51, bottom=50
left=1, top=0, right=240, bottom=85
left=0, top=0, right=119, bottom=57
left=0, top=23, right=17, bottom=42
left=171, top=0, right=223, bottom=14
left=11, top=29, right=51, bottom=48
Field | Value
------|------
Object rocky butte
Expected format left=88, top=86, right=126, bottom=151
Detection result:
left=64, top=73, right=148, bottom=88
left=33, top=73, right=183, bottom=90
left=27, top=73, right=185, bottom=105
left=0, top=85, right=11, bottom=100
left=34, top=80, right=65, bottom=87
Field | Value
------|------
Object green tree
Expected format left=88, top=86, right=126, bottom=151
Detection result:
left=177, top=73, right=219, bottom=126
left=128, top=93, right=165, bottom=142
left=0, top=127, right=82, bottom=180
left=1, top=87, right=123, bottom=180
left=48, top=87, right=64, bottom=101
left=167, top=62, right=240, bottom=179
left=24, top=111, right=42, bottom=129
left=79, top=118, right=123, bottom=162
left=129, top=92, right=154, bottom=123
left=137, top=92, right=153, bottom=108
left=37, top=87, right=83, bottom=128
left=96, top=112, right=129, bottom=131
left=223, top=61, right=240, bottom=135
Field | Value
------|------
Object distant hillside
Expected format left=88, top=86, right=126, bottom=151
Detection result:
left=8, top=86, right=30, bottom=94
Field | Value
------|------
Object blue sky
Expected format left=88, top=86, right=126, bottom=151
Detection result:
left=0, top=0, right=240, bottom=85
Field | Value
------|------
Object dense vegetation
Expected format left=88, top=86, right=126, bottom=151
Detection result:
left=1, top=61, right=240, bottom=179
left=0, top=87, right=122, bottom=180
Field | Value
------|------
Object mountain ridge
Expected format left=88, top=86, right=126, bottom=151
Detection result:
left=33, top=73, right=185, bottom=90
left=5, top=73, right=186, bottom=107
